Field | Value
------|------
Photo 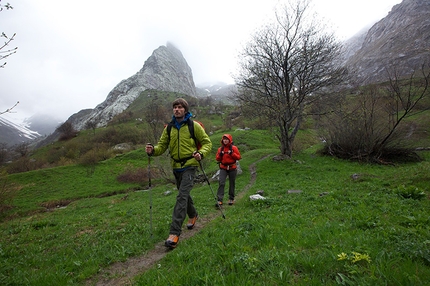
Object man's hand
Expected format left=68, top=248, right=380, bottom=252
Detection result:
left=145, top=143, right=153, bottom=155
left=193, top=151, right=202, bottom=161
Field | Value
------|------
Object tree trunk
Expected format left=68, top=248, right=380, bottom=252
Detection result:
left=279, top=122, right=293, bottom=157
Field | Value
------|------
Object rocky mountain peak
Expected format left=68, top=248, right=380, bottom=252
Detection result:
left=344, top=0, right=430, bottom=85
left=73, top=43, right=196, bottom=130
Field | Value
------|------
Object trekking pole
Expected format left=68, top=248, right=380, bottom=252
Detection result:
left=198, top=160, right=226, bottom=219
left=147, top=153, right=153, bottom=238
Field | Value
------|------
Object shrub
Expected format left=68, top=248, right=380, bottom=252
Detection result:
left=318, top=86, right=425, bottom=162
left=395, top=185, right=426, bottom=200
left=317, top=65, right=430, bottom=163
left=92, top=126, right=143, bottom=145
left=79, top=145, right=113, bottom=166
left=46, top=146, right=66, bottom=164
left=7, top=157, right=48, bottom=174
left=0, top=143, right=10, bottom=165
left=56, top=122, right=78, bottom=141
left=117, top=165, right=148, bottom=184
left=114, top=125, right=144, bottom=145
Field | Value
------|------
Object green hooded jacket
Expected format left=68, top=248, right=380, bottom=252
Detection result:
left=153, top=116, right=212, bottom=170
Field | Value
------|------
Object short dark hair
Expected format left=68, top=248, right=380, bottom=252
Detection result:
left=172, top=98, right=189, bottom=112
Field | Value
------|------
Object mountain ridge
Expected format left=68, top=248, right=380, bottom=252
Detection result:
left=72, top=42, right=197, bottom=131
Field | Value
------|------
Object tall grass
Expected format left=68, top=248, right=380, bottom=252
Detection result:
left=0, top=129, right=429, bottom=285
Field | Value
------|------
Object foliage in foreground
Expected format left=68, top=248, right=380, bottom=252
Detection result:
left=0, top=129, right=429, bottom=285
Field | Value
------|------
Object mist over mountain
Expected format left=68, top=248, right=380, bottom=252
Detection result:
left=342, top=26, right=371, bottom=60
left=196, top=82, right=237, bottom=103
left=23, top=114, right=63, bottom=137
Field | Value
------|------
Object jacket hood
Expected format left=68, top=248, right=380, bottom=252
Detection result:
left=171, top=112, right=193, bottom=129
left=220, top=134, right=233, bottom=145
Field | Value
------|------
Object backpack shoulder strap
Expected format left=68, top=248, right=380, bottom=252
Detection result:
left=166, top=119, right=196, bottom=145
left=219, top=142, right=233, bottom=158
left=166, top=120, right=175, bottom=142
left=188, top=119, right=197, bottom=147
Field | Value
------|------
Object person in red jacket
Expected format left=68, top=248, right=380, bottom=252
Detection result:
left=215, top=134, right=242, bottom=206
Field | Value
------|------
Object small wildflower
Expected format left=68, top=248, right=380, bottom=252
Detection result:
left=351, top=251, right=371, bottom=263
left=337, top=252, right=348, bottom=261
left=337, top=251, right=371, bottom=264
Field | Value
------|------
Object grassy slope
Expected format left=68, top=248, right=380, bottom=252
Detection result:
left=135, top=148, right=430, bottom=285
left=1, top=126, right=429, bottom=285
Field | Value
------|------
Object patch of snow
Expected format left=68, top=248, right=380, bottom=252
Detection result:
left=0, top=117, right=41, bottom=139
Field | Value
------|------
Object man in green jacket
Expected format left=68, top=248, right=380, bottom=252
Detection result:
left=145, top=98, right=212, bottom=249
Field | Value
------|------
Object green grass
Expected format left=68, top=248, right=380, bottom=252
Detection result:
left=133, top=148, right=430, bottom=285
left=1, top=129, right=429, bottom=285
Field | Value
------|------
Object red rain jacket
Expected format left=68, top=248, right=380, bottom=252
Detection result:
left=215, top=134, right=241, bottom=170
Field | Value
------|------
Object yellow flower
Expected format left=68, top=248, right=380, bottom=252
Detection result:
left=337, top=252, right=348, bottom=261
left=351, top=251, right=371, bottom=263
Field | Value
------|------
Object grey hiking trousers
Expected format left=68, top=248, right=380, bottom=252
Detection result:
left=217, top=168, right=237, bottom=202
left=170, top=167, right=198, bottom=236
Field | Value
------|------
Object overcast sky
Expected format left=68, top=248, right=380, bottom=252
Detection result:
left=1, top=0, right=402, bottom=124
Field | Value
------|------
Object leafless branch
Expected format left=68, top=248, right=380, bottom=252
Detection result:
left=0, top=101, right=19, bottom=115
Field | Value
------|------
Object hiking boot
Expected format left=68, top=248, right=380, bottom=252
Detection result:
left=215, top=201, right=223, bottom=208
left=165, top=234, right=179, bottom=249
left=187, top=214, right=198, bottom=230
left=228, top=200, right=235, bottom=205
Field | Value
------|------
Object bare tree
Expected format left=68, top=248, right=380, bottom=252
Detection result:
left=1, top=1, right=18, bottom=68
left=144, top=95, right=170, bottom=142
left=84, top=120, right=97, bottom=135
left=381, top=62, right=430, bottom=149
left=56, top=122, right=78, bottom=141
left=0, top=142, right=8, bottom=164
left=14, top=141, right=29, bottom=157
left=234, top=0, right=346, bottom=157
left=320, top=62, right=430, bottom=162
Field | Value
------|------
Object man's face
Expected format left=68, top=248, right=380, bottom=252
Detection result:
left=173, top=104, right=186, bottom=119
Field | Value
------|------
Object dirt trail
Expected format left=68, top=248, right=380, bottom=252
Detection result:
left=86, top=156, right=267, bottom=286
